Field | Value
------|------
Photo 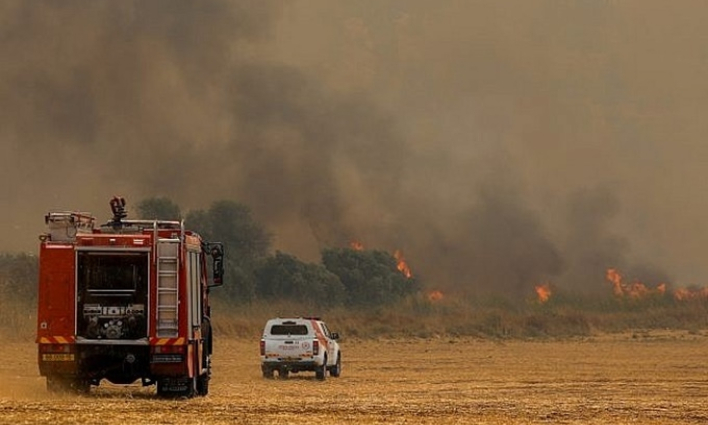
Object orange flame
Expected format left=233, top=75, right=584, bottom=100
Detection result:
left=350, top=240, right=364, bottom=251
left=673, top=288, right=691, bottom=301
left=349, top=240, right=414, bottom=278
left=605, top=268, right=708, bottom=301
left=535, top=283, right=552, bottom=303
left=673, top=287, right=708, bottom=301
left=428, top=290, right=444, bottom=302
left=393, top=249, right=413, bottom=278
left=606, top=268, right=624, bottom=296
left=606, top=268, right=661, bottom=298
left=627, top=280, right=649, bottom=299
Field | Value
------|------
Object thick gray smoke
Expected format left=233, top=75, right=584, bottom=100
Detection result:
left=2, top=1, right=706, bottom=299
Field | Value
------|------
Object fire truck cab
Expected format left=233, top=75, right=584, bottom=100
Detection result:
left=36, top=197, right=224, bottom=397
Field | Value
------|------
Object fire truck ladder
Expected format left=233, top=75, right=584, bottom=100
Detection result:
left=156, top=238, right=180, bottom=338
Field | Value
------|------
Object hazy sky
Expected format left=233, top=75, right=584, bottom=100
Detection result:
left=2, top=1, right=708, bottom=297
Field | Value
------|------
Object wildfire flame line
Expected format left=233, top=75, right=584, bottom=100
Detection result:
left=606, top=268, right=706, bottom=301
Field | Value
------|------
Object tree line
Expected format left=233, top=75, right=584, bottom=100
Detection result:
left=0, top=197, right=419, bottom=310
left=140, top=197, right=419, bottom=309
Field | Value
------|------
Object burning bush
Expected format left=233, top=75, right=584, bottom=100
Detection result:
left=322, top=247, right=419, bottom=307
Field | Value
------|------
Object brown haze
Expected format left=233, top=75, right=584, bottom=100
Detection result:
left=2, top=1, right=708, bottom=298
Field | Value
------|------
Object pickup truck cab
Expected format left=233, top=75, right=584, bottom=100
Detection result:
left=260, top=317, right=341, bottom=380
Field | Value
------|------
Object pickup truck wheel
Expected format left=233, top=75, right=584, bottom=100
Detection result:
left=315, top=355, right=327, bottom=381
left=262, top=366, right=274, bottom=379
left=278, top=368, right=289, bottom=379
left=329, top=353, right=342, bottom=377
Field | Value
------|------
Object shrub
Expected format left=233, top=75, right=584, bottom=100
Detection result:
left=321, top=247, right=419, bottom=307
left=254, top=252, right=345, bottom=309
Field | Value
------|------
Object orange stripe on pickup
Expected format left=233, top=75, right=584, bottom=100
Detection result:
left=309, top=320, right=329, bottom=351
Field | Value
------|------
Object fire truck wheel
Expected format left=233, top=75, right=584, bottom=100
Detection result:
left=73, top=379, right=91, bottom=394
left=197, top=373, right=209, bottom=396
left=46, top=376, right=65, bottom=393
left=182, top=377, right=197, bottom=398
left=46, top=376, right=90, bottom=394
left=157, top=377, right=197, bottom=398
left=156, top=380, right=170, bottom=398
left=278, top=368, right=289, bottom=379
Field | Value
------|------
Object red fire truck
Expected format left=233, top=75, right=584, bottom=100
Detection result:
left=36, top=197, right=224, bottom=397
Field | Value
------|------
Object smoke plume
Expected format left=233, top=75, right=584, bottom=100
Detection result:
left=2, top=1, right=707, bottom=299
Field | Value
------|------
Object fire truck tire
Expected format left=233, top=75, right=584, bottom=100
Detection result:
left=156, top=380, right=168, bottom=397
left=74, top=379, right=91, bottom=394
left=157, top=377, right=196, bottom=398
left=197, top=373, right=209, bottom=396
left=181, top=378, right=197, bottom=398
left=197, top=354, right=211, bottom=396
left=46, top=376, right=67, bottom=393
left=278, top=368, right=289, bottom=379
left=156, top=380, right=166, bottom=397
left=315, top=355, right=327, bottom=381
left=329, top=353, right=342, bottom=377
left=46, top=376, right=90, bottom=394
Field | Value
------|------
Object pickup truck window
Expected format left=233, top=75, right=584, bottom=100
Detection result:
left=270, top=324, right=309, bottom=335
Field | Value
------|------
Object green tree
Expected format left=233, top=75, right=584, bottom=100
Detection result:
left=0, top=253, right=39, bottom=337
left=0, top=253, right=38, bottom=301
left=186, top=200, right=272, bottom=303
left=136, top=197, right=181, bottom=220
left=321, top=248, right=419, bottom=307
left=255, top=251, right=345, bottom=309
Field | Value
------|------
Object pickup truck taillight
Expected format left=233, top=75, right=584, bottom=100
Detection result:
left=260, top=340, right=265, bottom=356
left=312, top=340, right=319, bottom=355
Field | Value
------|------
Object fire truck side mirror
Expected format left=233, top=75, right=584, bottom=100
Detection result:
left=207, top=243, right=224, bottom=287
left=212, top=257, right=224, bottom=286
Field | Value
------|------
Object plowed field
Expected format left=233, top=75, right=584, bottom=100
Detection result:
left=1, top=332, right=707, bottom=424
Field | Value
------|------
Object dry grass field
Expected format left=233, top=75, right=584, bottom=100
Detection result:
left=1, top=332, right=707, bottom=424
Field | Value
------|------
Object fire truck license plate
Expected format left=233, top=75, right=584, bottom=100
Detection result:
left=42, top=354, right=74, bottom=361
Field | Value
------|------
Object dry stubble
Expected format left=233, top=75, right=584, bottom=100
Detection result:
left=1, top=332, right=708, bottom=424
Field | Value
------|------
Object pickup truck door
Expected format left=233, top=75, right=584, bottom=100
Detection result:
left=320, top=323, right=336, bottom=365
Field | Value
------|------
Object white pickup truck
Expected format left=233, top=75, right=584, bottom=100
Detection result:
left=260, top=317, right=342, bottom=380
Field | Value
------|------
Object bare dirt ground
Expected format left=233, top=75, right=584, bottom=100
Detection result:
left=1, top=331, right=707, bottom=424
